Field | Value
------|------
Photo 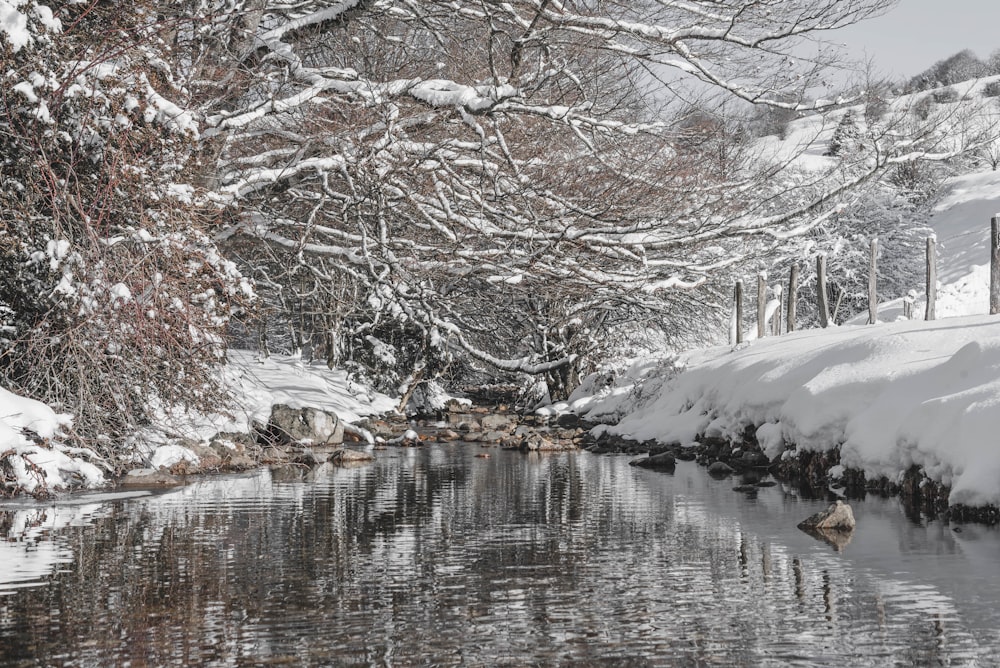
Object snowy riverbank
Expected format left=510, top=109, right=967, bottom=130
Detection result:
left=1, top=351, right=396, bottom=496
left=545, top=169, right=1000, bottom=514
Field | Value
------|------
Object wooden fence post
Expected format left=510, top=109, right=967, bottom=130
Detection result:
left=925, top=236, right=936, bottom=321
left=868, top=238, right=878, bottom=325
left=787, top=264, right=799, bottom=333
left=903, top=290, right=915, bottom=320
left=757, top=273, right=767, bottom=339
left=734, top=280, right=744, bottom=344
left=816, top=254, right=830, bottom=328
left=991, top=215, right=1000, bottom=315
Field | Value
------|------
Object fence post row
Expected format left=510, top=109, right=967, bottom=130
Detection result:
left=732, top=218, right=1000, bottom=341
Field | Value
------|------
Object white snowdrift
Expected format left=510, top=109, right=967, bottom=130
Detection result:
left=0, top=385, right=105, bottom=494
left=593, top=316, right=1000, bottom=507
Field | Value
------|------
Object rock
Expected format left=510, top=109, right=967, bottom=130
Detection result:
left=475, top=453, right=491, bottom=459
left=291, top=449, right=322, bottom=466
left=630, top=452, right=676, bottom=471
left=675, top=448, right=698, bottom=462
left=437, top=429, right=461, bottom=441
left=519, top=432, right=576, bottom=451
left=799, top=499, right=856, bottom=531
left=799, top=505, right=856, bottom=550
left=707, top=461, right=736, bottom=477
left=120, top=468, right=184, bottom=487
left=732, top=484, right=759, bottom=493
left=187, top=443, right=224, bottom=471
left=556, top=413, right=582, bottom=428
left=267, top=404, right=344, bottom=445
left=798, top=500, right=856, bottom=532
left=480, top=414, right=514, bottom=432
left=481, top=430, right=509, bottom=443
left=329, top=448, right=375, bottom=465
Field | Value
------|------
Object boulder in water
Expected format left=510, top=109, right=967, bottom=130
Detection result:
left=798, top=500, right=856, bottom=532
left=630, top=452, right=676, bottom=471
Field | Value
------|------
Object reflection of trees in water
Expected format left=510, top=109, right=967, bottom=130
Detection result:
left=0, top=451, right=993, bottom=665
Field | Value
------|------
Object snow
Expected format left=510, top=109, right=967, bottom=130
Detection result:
left=137, top=349, right=396, bottom=462
left=0, top=1, right=31, bottom=52
left=2, top=349, right=395, bottom=494
left=570, top=167, right=1000, bottom=509
left=149, top=444, right=199, bottom=470
left=1, top=385, right=104, bottom=495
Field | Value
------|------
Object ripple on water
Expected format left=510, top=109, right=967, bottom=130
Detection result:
left=0, top=447, right=998, bottom=666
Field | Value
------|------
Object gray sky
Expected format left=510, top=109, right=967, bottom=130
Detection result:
left=831, top=0, right=1000, bottom=80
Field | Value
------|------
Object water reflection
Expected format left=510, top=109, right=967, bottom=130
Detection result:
left=1, top=446, right=998, bottom=666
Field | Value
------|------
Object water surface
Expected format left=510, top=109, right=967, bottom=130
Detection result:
left=2, top=445, right=999, bottom=666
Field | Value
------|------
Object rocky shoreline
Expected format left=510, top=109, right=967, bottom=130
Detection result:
left=115, top=399, right=1000, bottom=526
left=118, top=401, right=583, bottom=489
left=583, top=420, right=1000, bottom=526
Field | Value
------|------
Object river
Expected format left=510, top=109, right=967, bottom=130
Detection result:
left=2, top=444, right=999, bottom=666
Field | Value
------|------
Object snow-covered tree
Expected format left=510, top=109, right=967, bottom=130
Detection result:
left=185, top=0, right=919, bottom=395
left=6, top=0, right=982, bottom=417
left=0, top=2, right=250, bottom=453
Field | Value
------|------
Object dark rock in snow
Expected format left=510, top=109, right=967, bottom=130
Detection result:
left=556, top=413, right=582, bottom=428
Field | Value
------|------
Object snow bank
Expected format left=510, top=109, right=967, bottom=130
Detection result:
left=596, top=316, right=1000, bottom=507
left=1, top=385, right=105, bottom=494
left=575, top=165, right=1000, bottom=510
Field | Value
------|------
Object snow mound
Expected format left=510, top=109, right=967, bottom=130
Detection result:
left=1, top=385, right=105, bottom=494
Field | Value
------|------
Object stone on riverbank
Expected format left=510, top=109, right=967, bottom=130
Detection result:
left=120, top=468, right=184, bottom=487
left=329, top=448, right=375, bottom=465
left=267, top=404, right=344, bottom=445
